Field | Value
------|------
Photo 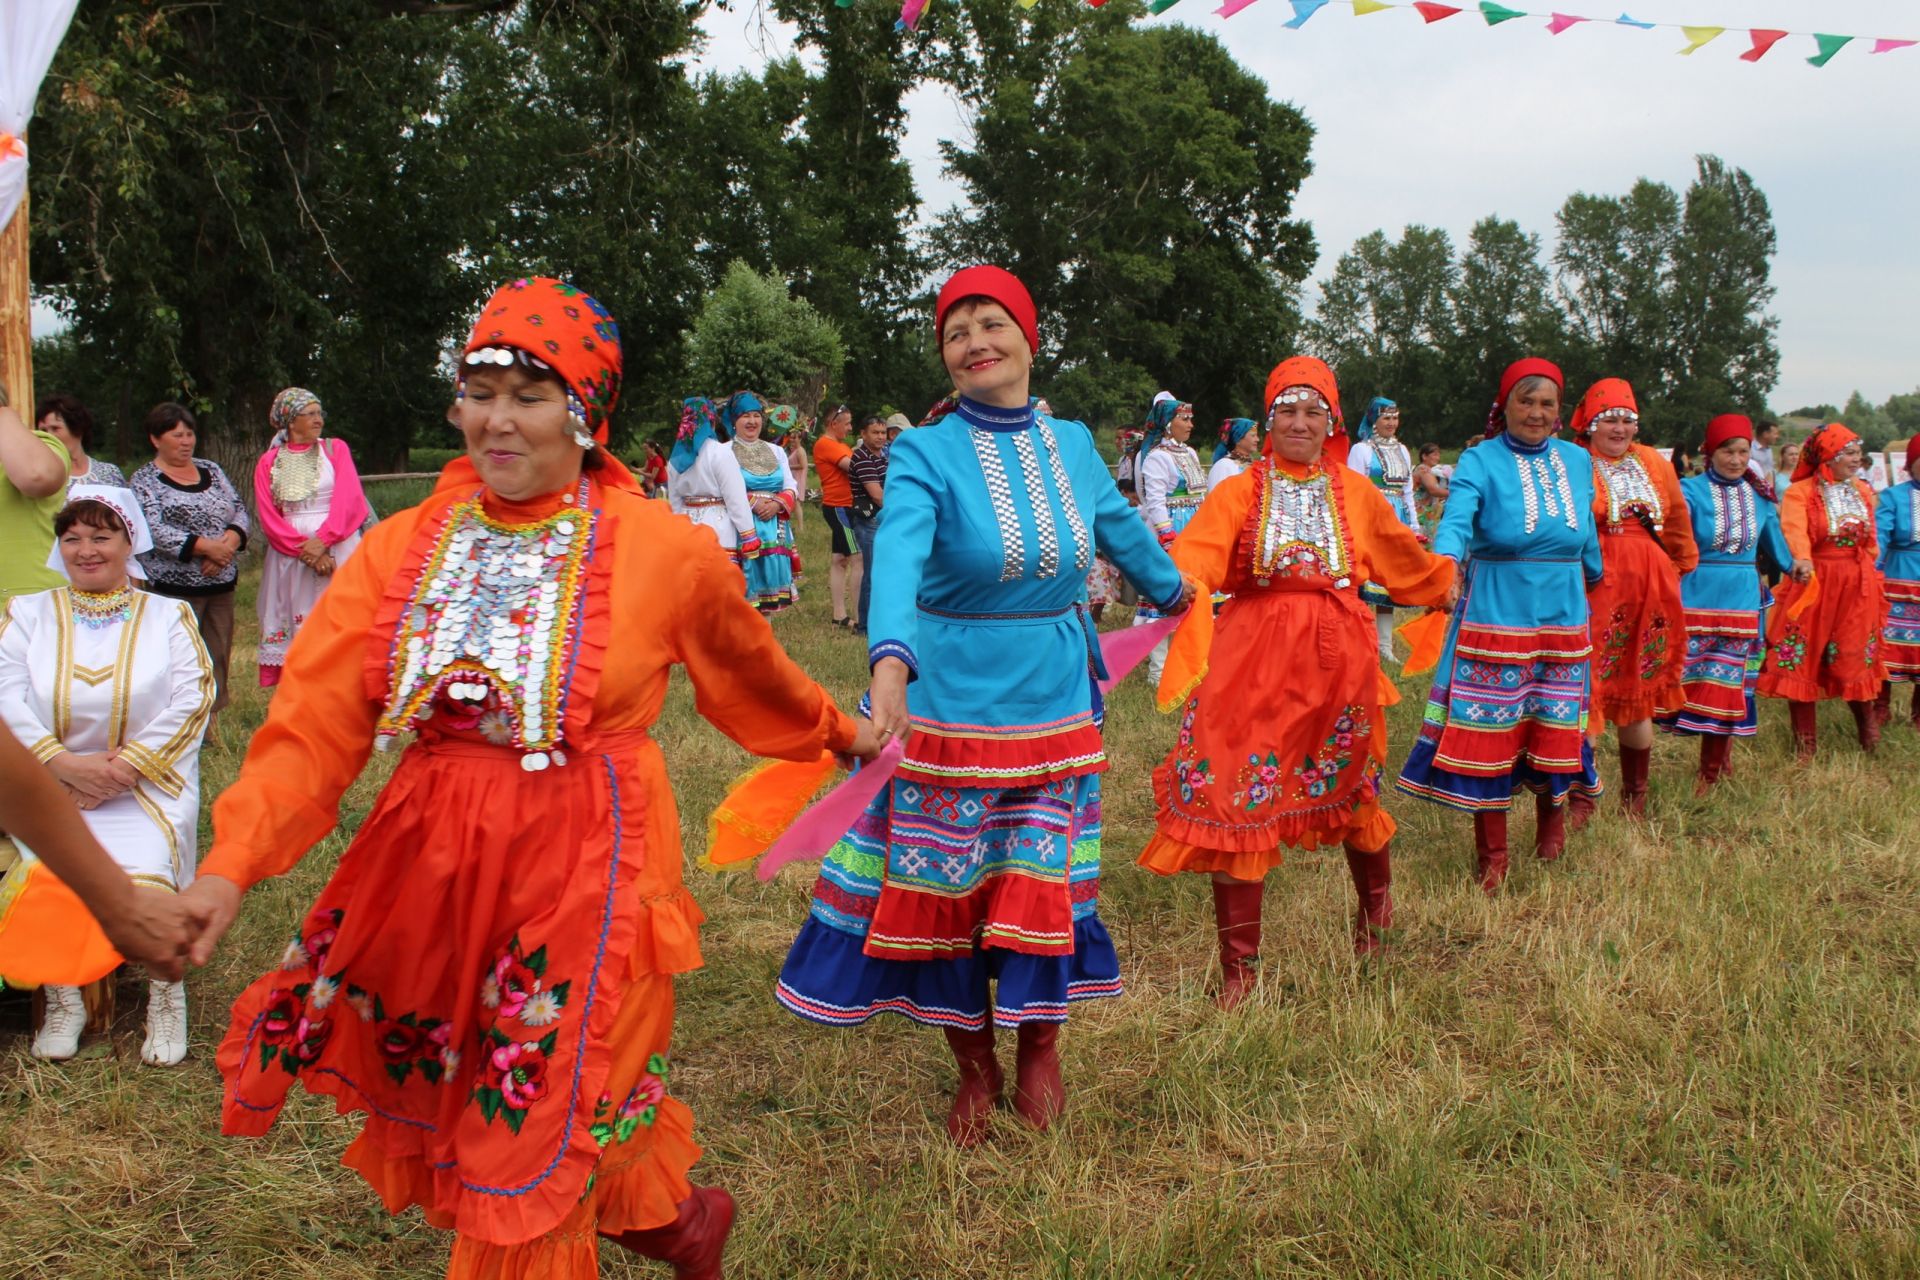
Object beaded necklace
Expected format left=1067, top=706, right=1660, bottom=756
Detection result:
left=1370, top=437, right=1412, bottom=486
left=1821, top=479, right=1870, bottom=539
left=270, top=443, right=323, bottom=506
left=69, top=586, right=134, bottom=630
left=1157, top=441, right=1208, bottom=503
left=730, top=438, right=780, bottom=477
left=1909, top=484, right=1920, bottom=544
left=968, top=419, right=1088, bottom=582
left=1248, top=461, right=1353, bottom=588
left=1707, top=474, right=1756, bottom=556
left=1510, top=437, right=1579, bottom=535
left=375, top=481, right=595, bottom=771
left=1594, top=450, right=1663, bottom=528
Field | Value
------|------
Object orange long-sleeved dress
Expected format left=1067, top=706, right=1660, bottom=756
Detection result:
left=1139, top=457, right=1454, bottom=880
left=202, top=462, right=856, bottom=1278
left=1758, top=477, right=1888, bottom=702
left=1584, top=442, right=1699, bottom=725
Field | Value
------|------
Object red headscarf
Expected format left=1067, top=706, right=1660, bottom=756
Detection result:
left=1483, top=356, right=1565, bottom=439
left=1569, top=378, right=1638, bottom=446
left=462, top=277, right=622, bottom=445
left=935, top=265, right=1040, bottom=357
left=1794, top=422, right=1860, bottom=483
left=1261, top=356, right=1347, bottom=467
left=1703, top=413, right=1753, bottom=455
left=1902, top=433, right=1920, bottom=477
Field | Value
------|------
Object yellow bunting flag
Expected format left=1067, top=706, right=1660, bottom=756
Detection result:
left=1352, top=0, right=1392, bottom=12
left=1677, top=25, right=1725, bottom=54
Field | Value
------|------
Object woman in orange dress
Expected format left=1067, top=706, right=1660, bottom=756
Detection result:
left=178, top=278, right=875, bottom=1280
left=1139, top=357, right=1453, bottom=1008
left=1757, top=423, right=1888, bottom=760
left=1567, top=379, right=1697, bottom=822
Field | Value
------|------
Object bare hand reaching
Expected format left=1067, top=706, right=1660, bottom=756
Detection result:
left=177, top=874, right=244, bottom=967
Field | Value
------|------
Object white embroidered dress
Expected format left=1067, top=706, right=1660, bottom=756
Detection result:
left=0, top=589, right=215, bottom=892
left=667, top=438, right=756, bottom=554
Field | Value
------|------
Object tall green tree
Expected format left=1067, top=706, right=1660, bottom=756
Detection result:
left=683, top=262, right=846, bottom=411
left=926, top=2, right=1315, bottom=431
left=1664, top=155, right=1780, bottom=429
left=1439, top=216, right=1562, bottom=441
left=1310, top=226, right=1456, bottom=438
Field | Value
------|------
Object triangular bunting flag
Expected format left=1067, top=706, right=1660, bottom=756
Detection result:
left=1352, top=0, right=1392, bottom=12
left=1740, top=29, right=1787, bottom=62
left=1148, top=0, right=1182, bottom=12
left=1677, top=26, right=1723, bottom=55
left=1285, top=0, right=1329, bottom=27
left=1808, top=33, right=1853, bottom=67
left=1546, top=13, right=1589, bottom=35
left=1413, top=2, right=1462, bottom=22
left=1871, top=38, right=1917, bottom=55
left=897, top=0, right=928, bottom=28
left=1480, top=2, right=1525, bottom=26
left=1216, top=0, right=1262, bottom=16
left=1615, top=13, right=1653, bottom=30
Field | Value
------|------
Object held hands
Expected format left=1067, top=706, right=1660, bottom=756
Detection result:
left=177, top=874, right=244, bottom=968
left=840, top=718, right=887, bottom=769
left=1441, top=579, right=1461, bottom=613
left=98, top=884, right=214, bottom=982
left=868, top=657, right=912, bottom=746
left=1791, top=558, right=1814, bottom=584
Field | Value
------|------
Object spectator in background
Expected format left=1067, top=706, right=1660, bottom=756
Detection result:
left=130, top=403, right=250, bottom=726
left=0, top=377, right=72, bottom=602
left=1752, top=420, right=1781, bottom=482
left=1414, top=441, right=1449, bottom=537
left=1670, top=440, right=1702, bottom=478
left=885, top=412, right=912, bottom=443
left=776, top=409, right=809, bottom=534
left=1776, top=442, right=1803, bottom=498
left=812, top=404, right=862, bottom=628
left=38, top=394, right=125, bottom=490
left=848, top=415, right=890, bottom=632
left=641, top=440, right=669, bottom=497
left=252, top=388, right=369, bottom=687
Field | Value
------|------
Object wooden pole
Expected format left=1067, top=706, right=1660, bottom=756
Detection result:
left=0, top=183, right=31, bottom=413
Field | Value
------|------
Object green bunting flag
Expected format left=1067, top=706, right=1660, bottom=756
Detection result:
left=1808, top=33, right=1853, bottom=67
left=1480, top=3, right=1526, bottom=26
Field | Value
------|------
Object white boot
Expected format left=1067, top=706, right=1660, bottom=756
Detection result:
left=31, top=984, right=86, bottom=1061
left=142, top=980, right=188, bottom=1067
left=1376, top=611, right=1397, bottom=664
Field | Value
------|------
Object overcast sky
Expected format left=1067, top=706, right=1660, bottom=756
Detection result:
left=696, top=0, right=1920, bottom=414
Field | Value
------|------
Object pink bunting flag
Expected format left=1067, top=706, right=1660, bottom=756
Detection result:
left=1741, top=29, right=1787, bottom=62
left=1872, top=38, right=1917, bottom=55
left=1215, top=0, right=1263, bottom=16
left=1546, top=13, right=1588, bottom=34
left=896, top=0, right=928, bottom=29
left=1413, top=2, right=1462, bottom=21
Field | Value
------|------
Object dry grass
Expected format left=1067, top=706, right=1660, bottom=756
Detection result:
left=2, top=480, right=1917, bottom=1278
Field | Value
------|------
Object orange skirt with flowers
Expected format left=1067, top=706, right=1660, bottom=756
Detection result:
left=1758, top=547, right=1889, bottom=703
left=216, top=733, right=705, bottom=1263
left=1586, top=525, right=1686, bottom=725
left=1139, top=585, right=1395, bottom=881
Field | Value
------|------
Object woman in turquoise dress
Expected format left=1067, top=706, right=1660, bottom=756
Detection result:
left=1874, top=430, right=1920, bottom=729
left=1654, top=415, right=1793, bottom=792
left=1346, top=396, right=1421, bottom=662
left=724, top=391, right=800, bottom=613
left=1397, top=358, right=1603, bottom=893
left=776, top=266, right=1189, bottom=1147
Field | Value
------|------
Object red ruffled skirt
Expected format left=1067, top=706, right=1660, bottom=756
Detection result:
left=1759, top=547, right=1889, bottom=702
left=216, top=732, right=706, bottom=1271
left=1587, top=525, right=1685, bottom=725
left=1141, top=585, right=1395, bottom=880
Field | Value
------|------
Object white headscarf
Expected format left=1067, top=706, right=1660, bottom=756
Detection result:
left=49, top=484, right=155, bottom=581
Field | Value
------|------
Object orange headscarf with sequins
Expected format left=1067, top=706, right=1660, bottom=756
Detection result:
left=1793, top=422, right=1860, bottom=483
left=1569, top=378, right=1637, bottom=447
left=1261, top=356, right=1347, bottom=467
left=462, top=277, right=622, bottom=445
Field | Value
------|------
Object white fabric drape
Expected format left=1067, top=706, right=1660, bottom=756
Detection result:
left=0, top=0, right=81, bottom=231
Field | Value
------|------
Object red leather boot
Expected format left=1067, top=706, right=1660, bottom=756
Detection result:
left=1789, top=700, right=1817, bottom=762
left=1535, top=792, right=1567, bottom=862
left=1344, top=842, right=1393, bottom=957
left=1911, top=688, right=1920, bottom=730
left=1012, top=1021, right=1065, bottom=1130
left=609, top=1186, right=736, bottom=1279
left=1851, top=699, right=1882, bottom=753
left=1619, top=744, right=1652, bottom=818
left=1566, top=786, right=1597, bottom=833
left=941, top=1024, right=1002, bottom=1148
left=1211, top=879, right=1263, bottom=1010
left=1873, top=683, right=1893, bottom=729
left=1695, top=734, right=1732, bottom=796
left=1473, top=810, right=1509, bottom=894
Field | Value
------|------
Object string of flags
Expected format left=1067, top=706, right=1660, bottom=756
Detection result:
left=891, top=0, right=1917, bottom=69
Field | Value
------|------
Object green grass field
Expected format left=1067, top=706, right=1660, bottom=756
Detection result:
left=1, top=477, right=1916, bottom=1278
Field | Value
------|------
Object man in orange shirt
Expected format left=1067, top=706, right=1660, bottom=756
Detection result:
left=813, top=404, right=863, bottom=627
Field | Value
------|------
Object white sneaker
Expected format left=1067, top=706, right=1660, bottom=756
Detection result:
left=30, top=984, right=86, bottom=1060
left=142, top=980, right=188, bottom=1067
